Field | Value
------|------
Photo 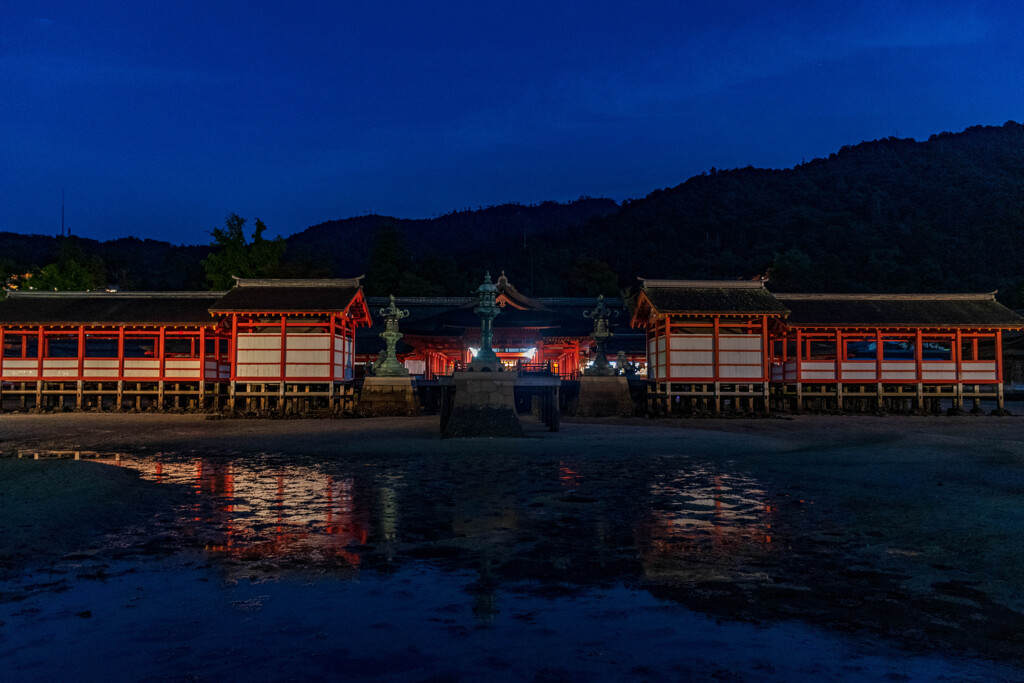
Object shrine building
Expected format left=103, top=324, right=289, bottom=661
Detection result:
left=1, top=273, right=1022, bottom=415
left=356, top=272, right=644, bottom=379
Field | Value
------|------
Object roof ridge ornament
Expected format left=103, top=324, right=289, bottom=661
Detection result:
left=231, top=276, right=365, bottom=288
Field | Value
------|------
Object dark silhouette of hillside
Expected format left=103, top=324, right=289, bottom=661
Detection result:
left=577, top=121, right=1024, bottom=305
left=0, top=233, right=206, bottom=290
left=3, top=123, right=1022, bottom=304
left=284, top=198, right=619, bottom=278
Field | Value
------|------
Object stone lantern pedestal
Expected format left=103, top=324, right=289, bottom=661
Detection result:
left=576, top=295, right=633, bottom=417
left=357, top=294, right=419, bottom=417
left=576, top=375, right=633, bottom=417
left=441, top=272, right=523, bottom=438
left=358, top=376, right=420, bottom=417
left=441, top=372, right=522, bottom=438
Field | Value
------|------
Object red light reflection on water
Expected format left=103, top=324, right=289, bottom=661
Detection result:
left=559, top=462, right=581, bottom=488
left=638, top=468, right=776, bottom=582
left=117, top=458, right=369, bottom=568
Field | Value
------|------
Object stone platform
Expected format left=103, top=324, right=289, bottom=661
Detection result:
left=441, top=372, right=523, bottom=438
left=357, top=376, right=420, bottom=417
left=576, top=375, right=633, bottom=417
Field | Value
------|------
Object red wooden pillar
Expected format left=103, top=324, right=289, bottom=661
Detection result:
left=118, top=327, right=125, bottom=379
left=760, top=316, right=769, bottom=381
left=279, top=315, right=287, bottom=381
left=914, top=330, right=923, bottom=378
left=711, top=316, right=720, bottom=381
left=954, top=329, right=962, bottom=374
left=347, top=317, right=354, bottom=379
left=995, top=329, right=1004, bottom=382
left=158, top=326, right=166, bottom=408
left=199, top=325, right=206, bottom=380
left=0, top=326, right=6, bottom=410
left=795, top=329, right=803, bottom=381
left=229, top=316, right=238, bottom=381
left=914, top=328, right=924, bottom=411
left=329, top=314, right=336, bottom=383
left=657, top=316, right=666, bottom=382
left=37, top=326, right=44, bottom=377
left=77, top=325, right=85, bottom=379
left=835, top=329, right=843, bottom=383
left=214, top=326, right=221, bottom=379
left=954, top=328, right=963, bottom=407
left=158, top=326, right=166, bottom=379
left=875, top=329, right=883, bottom=381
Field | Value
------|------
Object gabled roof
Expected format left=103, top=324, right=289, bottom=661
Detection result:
left=634, top=279, right=789, bottom=322
left=210, top=277, right=364, bottom=314
left=776, top=293, right=1024, bottom=329
left=494, top=271, right=551, bottom=311
left=0, top=291, right=224, bottom=326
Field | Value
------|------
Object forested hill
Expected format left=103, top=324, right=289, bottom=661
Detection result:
left=286, top=197, right=619, bottom=279
left=578, top=121, right=1024, bottom=304
left=2, top=123, right=1022, bottom=304
left=0, top=198, right=618, bottom=292
left=0, top=232, right=207, bottom=290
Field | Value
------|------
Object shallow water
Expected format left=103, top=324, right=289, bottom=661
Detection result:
left=2, top=448, right=1021, bottom=680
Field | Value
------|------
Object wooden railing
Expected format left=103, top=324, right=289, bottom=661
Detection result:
left=449, top=360, right=578, bottom=380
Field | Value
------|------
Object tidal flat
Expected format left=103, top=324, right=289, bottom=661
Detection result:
left=1, top=411, right=1023, bottom=681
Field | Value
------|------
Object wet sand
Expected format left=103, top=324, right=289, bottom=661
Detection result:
left=1, top=411, right=1023, bottom=680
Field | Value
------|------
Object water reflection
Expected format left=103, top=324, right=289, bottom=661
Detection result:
left=104, top=453, right=776, bottom=590
left=639, top=469, right=775, bottom=584
left=118, top=458, right=372, bottom=569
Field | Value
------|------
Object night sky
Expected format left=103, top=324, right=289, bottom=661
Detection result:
left=2, top=1, right=1022, bottom=244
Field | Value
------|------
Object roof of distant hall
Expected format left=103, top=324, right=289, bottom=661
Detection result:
left=637, top=279, right=789, bottom=315
left=776, top=293, right=1024, bottom=328
left=0, top=291, right=224, bottom=326
left=209, top=277, right=363, bottom=313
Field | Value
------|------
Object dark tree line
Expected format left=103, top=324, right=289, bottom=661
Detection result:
left=3, top=123, right=1023, bottom=305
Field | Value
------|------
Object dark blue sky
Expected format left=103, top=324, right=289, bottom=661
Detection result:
left=2, top=1, right=1022, bottom=244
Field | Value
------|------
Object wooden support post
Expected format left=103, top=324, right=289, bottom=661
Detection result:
left=0, top=326, right=5, bottom=413
left=157, top=326, right=166, bottom=411
left=996, top=329, right=1005, bottom=413
left=198, top=326, right=206, bottom=409
left=74, top=326, right=84, bottom=410
left=712, top=317, right=720, bottom=414
left=914, top=329, right=924, bottom=414
left=35, top=327, right=44, bottom=411
left=835, top=329, right=843, bottom=412
left=875, top=329, right=884, bottom=411
left=953, top=328, right=963, bottom=411
left=794, top=329, right=803, bottom=413
left=115, top=327, right=124, bottom=410
left=279, top=315, right=287, bottom=414
left=229, top=315, right=238, bottom=412
left=329, top=314, right=336, bottom=413
left=761, top=317, right=770, bottom=413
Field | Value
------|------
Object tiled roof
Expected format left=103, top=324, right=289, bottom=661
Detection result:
left=639, top=279, right=788, bottom=315
left=0, top=292, right=224, bottom=326
left=777, top=293, right=1024, bottom=328
left=210, top=277, right=362, bottom=313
